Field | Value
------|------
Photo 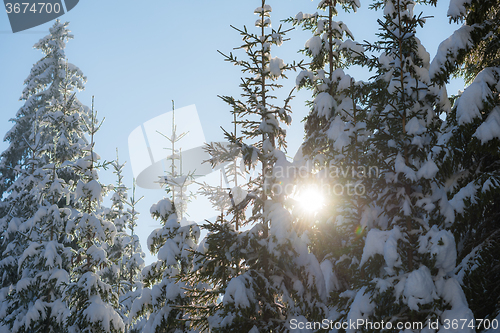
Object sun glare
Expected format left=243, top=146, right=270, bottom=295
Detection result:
left=295, top=185, right=325, bottom=214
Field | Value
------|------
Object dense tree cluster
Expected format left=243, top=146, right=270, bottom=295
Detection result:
left=0, top=0, right=498, bottom=332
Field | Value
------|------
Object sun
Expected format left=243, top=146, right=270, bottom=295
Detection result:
left=294, top=185, right=325, bottom=214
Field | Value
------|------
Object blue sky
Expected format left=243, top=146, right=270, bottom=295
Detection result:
left=0, top=0, right=464, bottom=264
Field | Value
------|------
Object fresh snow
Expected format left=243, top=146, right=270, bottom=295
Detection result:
left=473, top=105, right=500, bottom=143
left=417, top=158, right=439, bottom=180
left=403, top=266, right=437, bottom=311
left=314, top=92, right=335, bottom=118
left=419, top=226, right=457, bottom=274
left=223, top=275, right=254, bottom=308
left=305, top=36, right=322, bottom=57
left=447, top=0, right=472, bottom=18
left=429, top=25, right=473, bottom=80
left=269, top=57, right=284, bottom=78
left=359, top=227, right=403, bottom=273
left=345, top=287, right=374, bottom=333
left=83, top=296, right=125, bottom=332
left=456, top=68, right=498, bottom=125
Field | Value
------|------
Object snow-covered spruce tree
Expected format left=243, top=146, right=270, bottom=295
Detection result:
left=288, top=0, right=365, bottom=161
left=0, top=20, right=89, bottom=331
left=430, top=0, right=500, bottom=324
left=0, top=21, right=86, bottom=300
left=185, top=2, right=329, bottom=331
left=64, top=103, right=124, bottom=333
left=121, top=182, right=146, bottom=333
left=101, top=153, right=130, bottom=293
left=287, top=0, right=380, bottom=316
left=334, top=0, right=475, bottom=331
left=131, top=199, right=200, bottom=332
left=130, top=104, right=201, bottom=333
left=0, top=20, right=86, bottom=195
left=0, top=164, right=72, bottom=333
left=102, top=153, right=146, bottom=333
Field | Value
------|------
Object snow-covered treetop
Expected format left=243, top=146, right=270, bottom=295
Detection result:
left=21, top=20, right=86, bottom=101
left=34, top=20, right=73, bottom=56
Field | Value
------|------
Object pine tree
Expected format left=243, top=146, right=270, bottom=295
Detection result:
left=0, top=19, right=88, bottom=291
left=186, top=1, right=330, bottom=331
left=288, top=0, right=376, bottom=321
left=64, top=101, right=124, bottom=333
left=184, top=118, right=247, bottom=331
left=101, top=152, right=130, bottom=293
left=0, top=20, right=89, bottom=332
left=433, top=0, right=500, bottom=324
left=436, top=61, right=500, bottom=330
left=120, top=182, right=146, bottom=333
left=103, top=153, right=146, bottom=333
left=0, top=20, right=86, bottom=195
left=132, top=199, right=200, bottom=333
left=131, top=103, right=201, bottom=333
left=327, top=0, right=475, bottom=331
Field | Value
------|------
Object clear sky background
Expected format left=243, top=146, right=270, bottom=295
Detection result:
left=0, top=0, right=464, bottom=264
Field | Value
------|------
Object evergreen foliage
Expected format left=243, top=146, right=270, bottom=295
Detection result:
left=0, top=159, right=72, bottom=333
left=291, top=0, right=477, bottom=331
left=0, top=20, right=86, bottom=194
left=0, top=2, right=499, bottom=332
left=288, top=0, right=373, bottom=313
left=188, top=1, right=329, bottom=331
left=131, top=104, right=201, bottom=333
left=103, top=154, right=146, bottom=333
left=131, top=197, right=200, bottom=333
left=448, top=0, right=500, bottom=83
left=64, top=103, right=124, bottom=333
left=436, top=0, right=500, bottom=325
left=0, top=20, right=92, bottom=333
left=355, top=0, right=473, bottom=329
